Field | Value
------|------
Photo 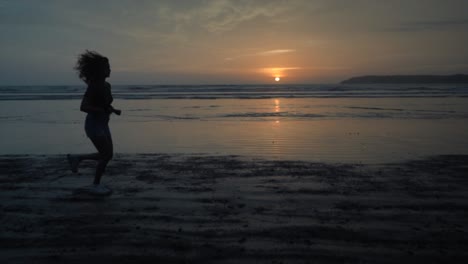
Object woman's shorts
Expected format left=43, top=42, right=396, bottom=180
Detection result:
left=85, top=113, right=111, bottom=139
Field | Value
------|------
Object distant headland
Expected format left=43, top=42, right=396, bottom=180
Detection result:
left=341, top=74, right=468, bottom=84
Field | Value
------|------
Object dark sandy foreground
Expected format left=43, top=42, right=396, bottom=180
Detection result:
left=1, top=154, right=467, bottom=264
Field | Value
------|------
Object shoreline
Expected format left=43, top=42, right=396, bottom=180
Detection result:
left=1, top=154, right=468, bottom=263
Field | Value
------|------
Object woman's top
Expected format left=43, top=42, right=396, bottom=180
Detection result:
left=84, top=82, right=113, bottom=112
left=83, top=82, right=113, bottom=121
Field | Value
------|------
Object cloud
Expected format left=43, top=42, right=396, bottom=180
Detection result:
left=386, top=18, right=468, bottom=32
left=259, top=66, right=350, bottom=74
left=261, top=67, right=302, bottom=71
left=256, top=49, right=296, bottom=56
left=159, top=0, right=293, bottom=33
left=202, top=2, right=288, bottom=32
left=225, top=49, right=296, bottom=60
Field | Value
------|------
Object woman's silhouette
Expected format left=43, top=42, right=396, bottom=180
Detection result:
left=68, top=50, right=121, bottom=195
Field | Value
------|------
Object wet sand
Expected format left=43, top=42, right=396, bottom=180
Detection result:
left=1, top=154, right=468, bottom=263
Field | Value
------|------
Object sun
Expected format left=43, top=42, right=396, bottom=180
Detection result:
left=275, top=77, right=281, bottom=82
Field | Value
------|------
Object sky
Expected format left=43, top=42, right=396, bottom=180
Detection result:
left=1, top=0, right=468, bottom=85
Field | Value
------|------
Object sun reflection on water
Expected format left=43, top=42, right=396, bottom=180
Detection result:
left=274, top=99, right=280, bottom=113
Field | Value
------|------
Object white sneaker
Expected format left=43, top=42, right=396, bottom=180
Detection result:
left=67, top=154, right=79, bottom=173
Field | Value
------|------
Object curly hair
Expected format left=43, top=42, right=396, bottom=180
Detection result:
left=74, top=50, right=109, bottom=83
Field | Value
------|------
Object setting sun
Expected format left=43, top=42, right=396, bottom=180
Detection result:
left=275, top=77, right=280, bottom=82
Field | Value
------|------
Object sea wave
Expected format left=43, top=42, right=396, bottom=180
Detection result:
left=1, top=84, right=468, bottom=100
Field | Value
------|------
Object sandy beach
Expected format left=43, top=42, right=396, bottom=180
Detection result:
left=1, top=154, right=467, bottom=263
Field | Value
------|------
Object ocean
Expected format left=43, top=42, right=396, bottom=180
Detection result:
left=1, top=83, right=468, bottom=100
left=1, top=84, right=468, bottom=163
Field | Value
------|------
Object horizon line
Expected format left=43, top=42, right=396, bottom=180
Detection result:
left=0, top=82, right=340, bottom=87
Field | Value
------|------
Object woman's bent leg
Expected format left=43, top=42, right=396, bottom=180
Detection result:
left=89, top=134, right=113, bottom=185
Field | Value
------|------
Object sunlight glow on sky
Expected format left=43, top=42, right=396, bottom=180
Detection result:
left=1, top=0, right=468, bottom=84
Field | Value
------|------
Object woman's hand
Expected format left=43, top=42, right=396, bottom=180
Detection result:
left=108, top=106, right=122, bottom=115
